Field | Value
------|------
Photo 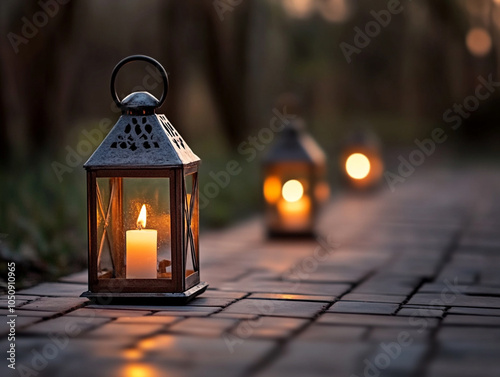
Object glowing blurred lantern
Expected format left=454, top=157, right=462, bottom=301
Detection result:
left=81, top=55, right=207, bottom=304
left=263, top=119, right=328, bottom=237
left=466, top=27, right=492, bottom=57
left=340, top=129, right=383, bottom=190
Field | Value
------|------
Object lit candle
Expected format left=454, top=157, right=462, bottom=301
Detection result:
left=278, top=180, right=311, bottom=229
left=126, top=204, right=157, bottom=278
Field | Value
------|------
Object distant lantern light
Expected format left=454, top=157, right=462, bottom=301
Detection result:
left=340, top=128, right=383, bottom=190
left=466, top=27, right=492, bottom=57
left=345, top=153, right=371, bottom=180
left=262, top=118, right=328, bottom=238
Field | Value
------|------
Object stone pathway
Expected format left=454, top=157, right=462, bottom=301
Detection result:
left=2, top=167, right=500, bottom=377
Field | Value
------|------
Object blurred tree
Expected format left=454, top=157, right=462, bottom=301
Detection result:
left=0, top=0, right=76, bottom=160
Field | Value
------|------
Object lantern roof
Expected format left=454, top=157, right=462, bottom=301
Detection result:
left=263, top=118, right=325, bottom=165
left=84, top=111, right=200, bottom=169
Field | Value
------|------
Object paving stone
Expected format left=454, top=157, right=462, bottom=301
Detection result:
left=84, top=323, right=166, bottom=338
left=202, top=290, right=248, bottom=299
left=17, top=282, right=88, bottom=297
left=351, top=283, right=417, bottom=296
left=219, top=281, right=351, bottom=297
left=185, top=297, right=235, bottom=307
left=443, top=315, right=500, bottom=326
left=427, top=360, right=500, bottom=377
left=297, top=325, right=367, bottom=342
left=20, top=297, right=88, bottom=312
left=447, top=306, right=500, bottom=316
left=340, top=293, right=407, bottom=303
left=0, top=298, right=33, bottom=309
left=407, top=293, right=500, bottom=308
left=125, top=333, right=276, bottom=368
left=247, top=293, right=335, bottom=302
left=86, top=304, right=218, bottom=313
left=0, top=309, right=58, bottom=318
left=258, top=341, right=370, bottom=377
left=282, top=269, right=368, bottom=283
left=318, top=313, right=439, bottom=328
left=0, top=316, right=42, bottom=336
left=328, top=301, right=399, bottom=315
left=397, top=308, right=444, bottom=318
left=211, top=312, right=260, bottom=320
left=152, top=306, right=219, bottom=317
left=437, top=326, right=500, bottom=342
left=19, top=315, right=110, bottom=336
left=230, top=316, right=308, bottom=340
left=113, top=316, right=180, bottom=325
left=359, top=344, right=428, bottom=375
left=222, top=299, right=326, bottom=318
left=65, top=308, right=152, bottom=318
left=367, top=327, right=431, bottom=342
left=168, top=317, right=236, bottom=337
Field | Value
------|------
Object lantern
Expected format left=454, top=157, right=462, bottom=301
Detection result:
left=81, top=55, right=207, bottom=304
left=262, top=119, right=328, bottom=237
left=340, top=129, right=384, bottom=190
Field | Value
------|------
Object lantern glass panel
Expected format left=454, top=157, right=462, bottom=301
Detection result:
left=264, top=162, right=314, bottom=232
left=184, top=172, right=199, bottom=277
left=95, top=177, right=172, bottom=280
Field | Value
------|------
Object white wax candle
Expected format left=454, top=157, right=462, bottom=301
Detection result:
left=126, top=229, right=157, bottom=278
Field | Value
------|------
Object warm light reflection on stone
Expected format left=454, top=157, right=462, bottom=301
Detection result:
left=121, top=364, right=162, bottom=377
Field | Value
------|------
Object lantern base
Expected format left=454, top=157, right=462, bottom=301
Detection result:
left=80, top=282, right=209, bottom=305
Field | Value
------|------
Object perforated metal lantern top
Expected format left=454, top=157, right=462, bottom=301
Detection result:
left=262, top=119, right=326, bottom=165
left=84, top=55, right=200, bottom=170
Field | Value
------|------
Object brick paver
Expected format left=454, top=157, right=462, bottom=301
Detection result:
left=4, top=168, right=500, bottom=376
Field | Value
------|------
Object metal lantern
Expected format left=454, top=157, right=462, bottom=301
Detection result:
left=81, top=55, right=207, bottom=304
left=262, top=119, right=328, bottom=237
left=340, top=129, right=384, bottom=190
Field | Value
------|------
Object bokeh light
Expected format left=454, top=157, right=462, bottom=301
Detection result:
left=264, top=176, right=282, bottom=204
left=345, top=153, right=371, bottom=180
left=282, top=180, right=304, bottom=202
left=466, top=27, right=492, bottom=57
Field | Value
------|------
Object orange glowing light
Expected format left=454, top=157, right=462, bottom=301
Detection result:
left=282, top=180, right=304, bottom=202
left=137, top=204, right=147, bottom=229
left=466, top=27, right=492, bottom=57
left=123, top=348, right=142, bottom=360
left=122, top=364, right=161, bottom=377
left=264, top=176, right=282, bottom=204
left=345, top=153, right=371, bottom=180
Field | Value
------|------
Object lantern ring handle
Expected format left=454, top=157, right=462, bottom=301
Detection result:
left=110, top=55, right=168, bottom=109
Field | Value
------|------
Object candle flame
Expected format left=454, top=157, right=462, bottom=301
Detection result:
left=282, top=180, right=304, bottom=203
left=346, top=153, right=371, bottom=180
left=137, top=204, right=147, bottom=229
